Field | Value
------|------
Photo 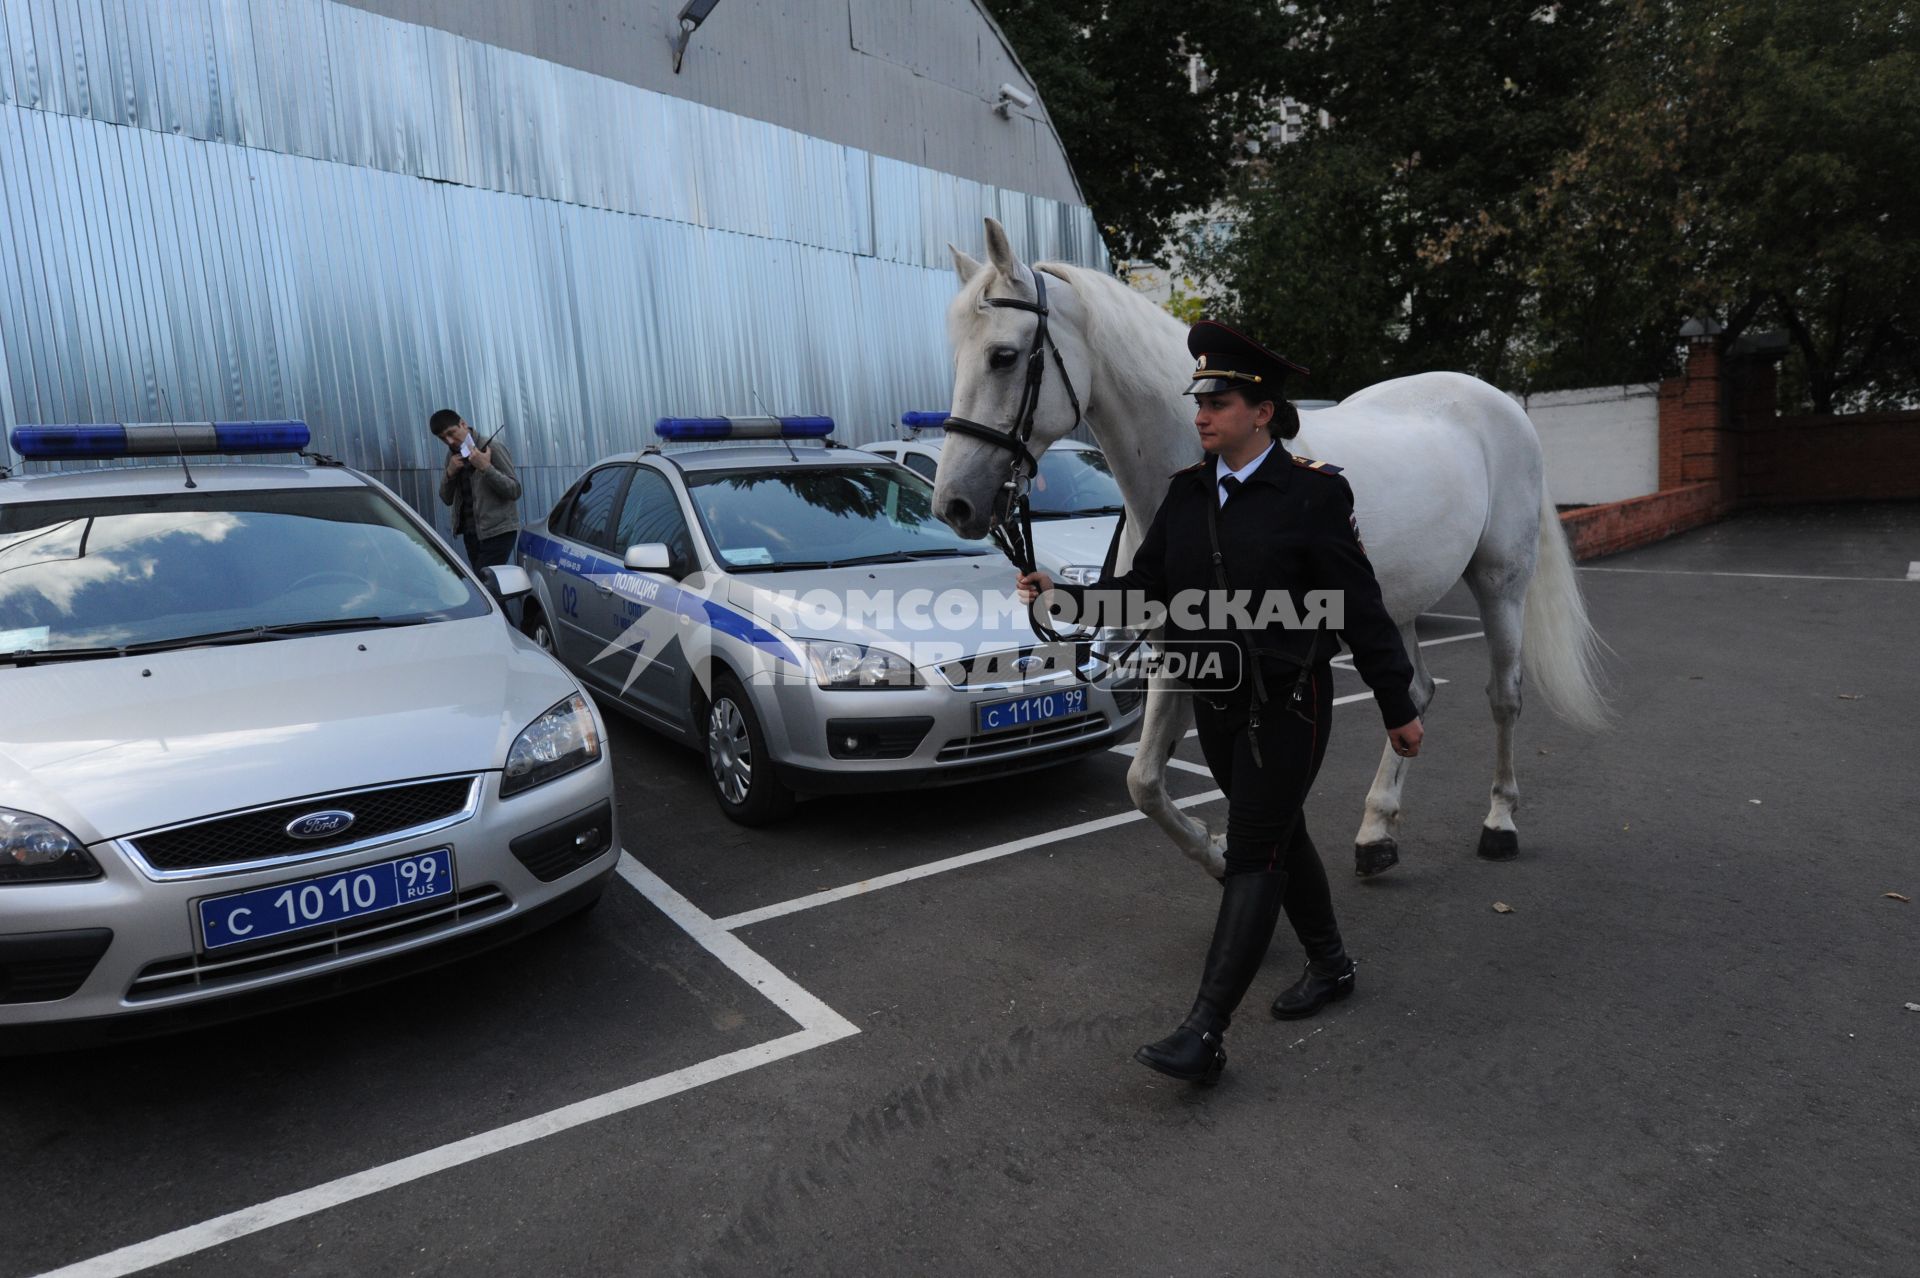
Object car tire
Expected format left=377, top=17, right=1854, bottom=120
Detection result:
left=703, top=673, right=794, bottom=826
left=522, top=601, right=557, bottom=655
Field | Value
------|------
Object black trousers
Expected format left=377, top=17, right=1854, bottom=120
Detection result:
left=463, top=530, right=518, bottom=572
left=1191, top=665, right=1340, bottom=956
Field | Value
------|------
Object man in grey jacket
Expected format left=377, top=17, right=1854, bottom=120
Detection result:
left=430, top=408, right=522, bottom=578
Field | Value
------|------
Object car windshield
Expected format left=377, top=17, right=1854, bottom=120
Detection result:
left=1029, top=447, right=1124, bottom=518
left=0, top=486, right=489, bottom=661
left=687, top=465, right=994, bottom=570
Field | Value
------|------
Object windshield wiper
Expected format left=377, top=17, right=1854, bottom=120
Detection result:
left=2, top=617, right=426, bottom=665
left=253, top=616, right=427, bottom=636
left=733, top=548, right=988, bottom=572
left=1033, top=505, right=1125, bottom=520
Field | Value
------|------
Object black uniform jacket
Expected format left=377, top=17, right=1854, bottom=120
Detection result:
left=1051, top=444, right=1418, bottom=729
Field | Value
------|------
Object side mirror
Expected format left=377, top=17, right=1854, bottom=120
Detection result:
left=484, top=564, right=532, bottom=598
left=623, top=543, right=672, bottom=572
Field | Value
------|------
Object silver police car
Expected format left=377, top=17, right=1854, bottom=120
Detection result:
left=0, top=422, right=617, bottom=1051
left=515, top=417, right=1144, bottom=824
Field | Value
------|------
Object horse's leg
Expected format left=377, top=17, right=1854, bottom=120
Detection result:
left=1125, top=685, right=1225, bottom=878
left=1464, top=563, right=1526, bottom=860
left=1352, top=621, right=1438, bottom=877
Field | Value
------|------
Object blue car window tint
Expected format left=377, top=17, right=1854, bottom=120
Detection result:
left=0, top=488, right=488, bottom=652
left=1028, top=448, right=1124, bottom=516
left=614, top=469, right=694, bottom=567
left=563, top=466, right=626, bottom=549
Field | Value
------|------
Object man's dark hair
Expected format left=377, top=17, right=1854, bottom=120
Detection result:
left=1235, top=387, right=1301, bottom=441
left=429, top=408, right=464, bottom=438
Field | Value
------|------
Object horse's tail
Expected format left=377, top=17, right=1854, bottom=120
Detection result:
left=1523, top=482, right=1612, bottom=731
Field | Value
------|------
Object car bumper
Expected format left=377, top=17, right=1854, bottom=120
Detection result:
left=0, top=759, right=617, bottom=1050
left=754, top=671, right=1145, bottom=795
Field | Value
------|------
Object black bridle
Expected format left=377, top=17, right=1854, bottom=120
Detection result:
left=942, top=273, right=1144, bottom=679
left=941, top=272, right=1083, bottom=589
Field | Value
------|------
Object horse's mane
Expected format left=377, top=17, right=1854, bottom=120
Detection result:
left=1035, top=261, right=1189, bottom=414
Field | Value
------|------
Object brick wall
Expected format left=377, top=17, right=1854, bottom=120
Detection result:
left=1559, top=483, right=1723, bottom=560
left=1740, top=410, right=1920, bottom=502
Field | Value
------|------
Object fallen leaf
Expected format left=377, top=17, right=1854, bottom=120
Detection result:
left=1837, top=693, right=1862, bottom=700
left=1492, top=901, right=1514, bottom=914
left=1748, top=799, right=1762, bottom=805
left=1906, top=1003, right=1920, bottom=1013
left=1885, top=892, right=1911, bottom=903
left=1537, top=748, right=1550, bottom=756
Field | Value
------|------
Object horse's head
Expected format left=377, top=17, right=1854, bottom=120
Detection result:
left=935, top=217, right=1093, bottom=540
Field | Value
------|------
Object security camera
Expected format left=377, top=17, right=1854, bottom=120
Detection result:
left=993, top=82, right=1036, bottom=117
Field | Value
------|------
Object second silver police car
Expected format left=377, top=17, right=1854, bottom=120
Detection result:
left=516, top=416, right=1143, bottom=824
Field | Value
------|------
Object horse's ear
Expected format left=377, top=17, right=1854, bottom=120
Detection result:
left=983, top=217, right=1028, bottom=285
left=949, top=244, right=985, bottom=285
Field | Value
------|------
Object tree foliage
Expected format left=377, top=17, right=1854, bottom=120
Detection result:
left=1161, top=1, right=1919, bottom=409
left=1181, top=1, right=1612, bottom=398
left=983, top=0, right=1293, bottom=264
left=1527, top=0, right=1920, bottom=411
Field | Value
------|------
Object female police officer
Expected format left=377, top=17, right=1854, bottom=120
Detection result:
left=1017, top=320, right=1423, bottom=1085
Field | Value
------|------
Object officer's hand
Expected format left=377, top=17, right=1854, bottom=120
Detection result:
left=444, top=452, right=464, bottom=477
left=1388, top=717, right=1423, bottom=759
left=469, top=446, right=493, bottom=472
left=1016, top=570, right=1053, bottom=604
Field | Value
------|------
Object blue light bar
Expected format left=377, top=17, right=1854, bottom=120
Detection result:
left=10, top=421, right=311, bottom=460
left=900, top=412, right=950, bottom=430
left=654, top=416, right=834, bottom=442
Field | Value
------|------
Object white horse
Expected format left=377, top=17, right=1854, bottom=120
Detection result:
left=935, top=217, right=1608, bottom=879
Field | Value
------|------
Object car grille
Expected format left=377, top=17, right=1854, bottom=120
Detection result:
left=1112, top=681, right=1146, bottom=715
left=935, top=713, right=1110, bottom=762
left=125, top=884, right=511, bottom=1000
left=126, top=778, right=478, bottom=876
left=937, top=646, right=1077, bottom=689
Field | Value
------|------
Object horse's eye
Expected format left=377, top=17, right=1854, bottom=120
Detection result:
left=989, top=346, right=1019, bottom=370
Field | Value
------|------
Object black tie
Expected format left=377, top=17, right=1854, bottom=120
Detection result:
left=1221, top=475, right=1242, bottom=503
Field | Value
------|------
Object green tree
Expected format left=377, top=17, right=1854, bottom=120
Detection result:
left=984, top=0, right=1294, bottom=264
left=1527, top=0, right=1920, bottom=411
left=1182, top=1, right=1610, bottom=397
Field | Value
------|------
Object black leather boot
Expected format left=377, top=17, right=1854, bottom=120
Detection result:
left=1135, top=869, right=1287, bottom=1084
left=1270, top=955, right=1357, bottom=1020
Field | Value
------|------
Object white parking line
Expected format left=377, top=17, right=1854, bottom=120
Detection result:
left=1420, top=611, right=1482, bottom=622
left=37, top=854, right=857, bottom=1278
left=51, top=627, right=1497, bottom=1274
left=1581, top=565, right=1915, bottom=583
left=715, top=788, right=1227, bottom=932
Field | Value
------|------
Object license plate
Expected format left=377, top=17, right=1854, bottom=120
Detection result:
left=197, top=848, right=455, bottom=952
left=976, top=687, right=1087, bottom=734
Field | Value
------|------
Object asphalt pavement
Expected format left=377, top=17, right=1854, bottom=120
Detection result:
left=7, top=502, right=1916, bottom=1277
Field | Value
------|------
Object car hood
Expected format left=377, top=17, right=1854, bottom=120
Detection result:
left=720, top=554, right=1055, bottom=664
left=1030, top=516, right=1122, bottom=574
left=0, top=618, right=582, bottom=843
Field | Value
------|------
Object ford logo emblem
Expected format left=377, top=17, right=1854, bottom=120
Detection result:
left=286, top=810, right=355, bottom=840
left=1014, top=654, right=1045, bottom=676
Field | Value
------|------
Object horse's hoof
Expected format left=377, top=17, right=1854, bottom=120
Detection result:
left=1477, top=828, right=1520, bottom=861
left=1354, top=840, right=1399, bottom=878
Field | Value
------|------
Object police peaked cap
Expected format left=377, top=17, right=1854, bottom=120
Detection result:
left=1186, top=320, right=1310, bottom=396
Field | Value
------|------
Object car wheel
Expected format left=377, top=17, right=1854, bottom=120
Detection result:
left=522, top=602, right=557, bottom=655
left=704, top=674, right=793, bottom=826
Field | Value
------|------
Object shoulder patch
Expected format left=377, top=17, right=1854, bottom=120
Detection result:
left=1291, top=455, right=1343, bottom=475
left=1173, top=459, right=1210, bottom=476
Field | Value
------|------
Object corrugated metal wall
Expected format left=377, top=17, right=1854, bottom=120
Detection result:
left=0, top=0, right=1107, bottom=528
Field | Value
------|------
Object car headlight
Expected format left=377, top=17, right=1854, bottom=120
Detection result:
left=799, top=640, right=917, bottom=689
left=1057, top=564, right=1103, bottom=585
left=0, top=807, right=102, bottom=884
left=501, top=693, right=603, bottom=797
